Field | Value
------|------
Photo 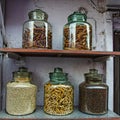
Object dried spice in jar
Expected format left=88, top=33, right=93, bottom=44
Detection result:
left=6, top=67, right=37, bottom=115
left=79, top=69, right=108, bottom=115
left=44, top=67, right=74, bottom=115
left=63, top=11, right=92, bottom=50
left=22, top=9, right=52, bottom=49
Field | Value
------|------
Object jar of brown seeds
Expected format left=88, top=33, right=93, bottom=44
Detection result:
left=63, top=11, right=92, bottom=50
left=22, top=9, right=52, bottom=49
left=44, top=67, right=74, bottom=115
left=79, top=69, right=108, bottom=115
left=6, top=67, right=37, bottom=115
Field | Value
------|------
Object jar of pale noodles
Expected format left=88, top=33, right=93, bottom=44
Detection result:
left=44, top=67, right=74, bottom=115
left=63, top=11, right=92, bottom=50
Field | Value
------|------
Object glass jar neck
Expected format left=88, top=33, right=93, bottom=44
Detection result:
left=86, top=78, right=102, bottom=84
left=49, top=67, right=68, bottom=84
left=84, top=69, right=103, bottom=84
left=14, top=77, right=30, bottom=83
left=28, top=9, right=48, bottom=21
left=13, top=67, right=32, bottom=83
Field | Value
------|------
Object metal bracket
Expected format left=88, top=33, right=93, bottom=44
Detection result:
left=5, top=53, right=26, bottom=66
left=93, top=56, right=111, bottom=62
left=5, top=53, right=22, bottom=60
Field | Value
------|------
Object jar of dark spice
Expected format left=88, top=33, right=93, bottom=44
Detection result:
left=6, top=67, right=37, bottom=115
left=63, top=11, right=92, bottom=50
left=22, top=9, right=52, bottom=49
left=79, top=69, right=108, bottom=115
left=44, top=67, right=74, bottom=115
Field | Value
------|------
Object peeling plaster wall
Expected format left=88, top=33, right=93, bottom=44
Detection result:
left=3, top=0, right=113, bottom=110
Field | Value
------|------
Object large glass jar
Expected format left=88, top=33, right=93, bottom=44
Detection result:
left=63, top=11, right=92, bottom=50
left=79, top=69, right=108, bottom=115
left=44, top=67, right=74, bottom=115
left=22, top=9, right=52, bottom=49
left=6, top=67, right=37, bottom=115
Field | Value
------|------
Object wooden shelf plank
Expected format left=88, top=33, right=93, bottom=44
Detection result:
left=0, top=48, right=120, bottom=58
left=0, top=107, right=120, bottom=120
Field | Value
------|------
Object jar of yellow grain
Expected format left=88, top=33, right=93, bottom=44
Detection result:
left=44, top=67, right=74, bottom=115
left=6, top=67, right=37, bottom=115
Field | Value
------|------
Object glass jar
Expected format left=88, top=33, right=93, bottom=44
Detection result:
left=22, top=9, right=52, bottom=49
left=44, top=67, right=74, bottom=115
left=79, top=69, right=108, bottom=115
left=63, top=11, right=92, bottom=50
left=6, top=67, right=37, bottom=115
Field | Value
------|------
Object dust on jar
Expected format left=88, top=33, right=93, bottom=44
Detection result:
left=6, top=67, right=37, bottom=115
left=63, top=11, right=92, bottom=50
left=22, top=9, right=52, bottom=49
left=44, top=67, right=74, bottom=115
left=79, top=69, right=108, bottom=115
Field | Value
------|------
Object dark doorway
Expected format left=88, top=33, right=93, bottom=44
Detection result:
left=113, top=12, right=120, bottom=114
left=114, top=31, right=120, bottom=114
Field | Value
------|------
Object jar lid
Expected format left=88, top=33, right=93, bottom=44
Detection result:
left=68, top=11, right=87, bottom=23
left=49, top=67, right=68, bottom=83
left=13, top=67, right=32, bottom=82
left=84, top=69, right=103, bottom=81
left=28, top=9, right=48, bottom=21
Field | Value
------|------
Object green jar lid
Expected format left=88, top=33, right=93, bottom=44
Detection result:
left=13, top=67, right=32, bottom=82
left=84, top=69, right=102, bottom=81
left=49, top=67, right=68, bottom=83
left=68, top=11, right=87, bottom=23
left=28, top=9, right=48, bottom=21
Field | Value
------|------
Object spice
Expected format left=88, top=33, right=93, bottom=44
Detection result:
left=79, top=69, right=108, bottom=115
left=79, top=86, right=108, bottom=114
left=44, top=68, right=74, bottom=115
left=6, top=83, right=37, bottom=115
left=6, top=67, right=37, bottom=115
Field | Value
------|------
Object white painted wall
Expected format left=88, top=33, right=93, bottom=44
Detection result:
left=2, top=0, right=113, bottom=111
left=107, top=0, right=120, bottom=5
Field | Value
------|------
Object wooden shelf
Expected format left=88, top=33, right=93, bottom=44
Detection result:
left=0, top=48, right=120, bottom=59
left=0, top=107, right=120, bottom=120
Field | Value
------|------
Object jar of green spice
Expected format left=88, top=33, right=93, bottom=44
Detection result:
left=6, top=67, right=37, bottom=115
left=79, top=69, right=108, bottom=115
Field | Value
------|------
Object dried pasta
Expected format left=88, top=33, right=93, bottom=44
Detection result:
left=63, top=25, right=92, bottom=50
left=44, top=83, right=74, bottom=115
left=22, top=24, right=52, bottom=49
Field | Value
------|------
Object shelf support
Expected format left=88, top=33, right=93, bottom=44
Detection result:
left=5, top=53, right=22, bottom=60
left=93, top=56, right=112, bottom=62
